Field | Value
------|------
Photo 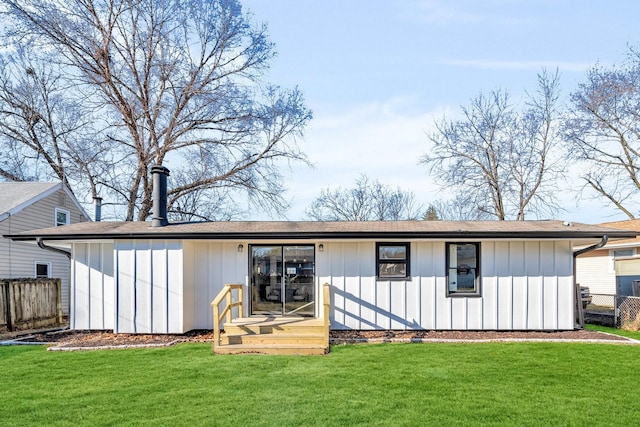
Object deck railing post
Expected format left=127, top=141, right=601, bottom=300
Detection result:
left=225, top=291, right=232, bottom=324
left=213, top=303, right=221, bottom=348
left=323, top=283, right=330, bottom=351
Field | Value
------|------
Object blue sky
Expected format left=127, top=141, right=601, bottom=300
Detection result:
left=242, top=0, right=640, bottom=223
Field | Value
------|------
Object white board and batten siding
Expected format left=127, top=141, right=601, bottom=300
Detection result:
left=112, top=240, right=184, bottom=334
left=70, top=242, right=114, bottom=330
left=68, top=237, right=577, bottom=333
left=320, top=240, right=575, bottom=331
left=70, top=240, right=248, bottom=333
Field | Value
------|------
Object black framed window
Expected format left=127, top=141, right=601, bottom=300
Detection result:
left=35, top=262, right=51, bottom=278
left=376, top=243, right=410, bottom=279
left=446, top=242, right=480, bottom=296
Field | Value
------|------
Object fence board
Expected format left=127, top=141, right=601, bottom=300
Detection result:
left=0, top=278, right=62, bottom=331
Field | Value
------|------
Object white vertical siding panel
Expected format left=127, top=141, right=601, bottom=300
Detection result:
left=166, top=241, right=184, bottom=333
left=405, top=244, right=421, bottom=328
left=330, top=243, right=346, bottom=329
left=151, top=240, right=169, bottom=333
left=496, top=241, right=513, bottom=329
left=134, top=241, right=152, bottom=333
left=343, top=242, right=361, bottom=329
left=434, top=242, right=451, bottom=329
left=192, top=242, right=210, bottom=329
left=103, top=243, right=114, bottom=330
left=115, top=240, right=134, bottom=333
left=541, top=241, right=558, bottom=329
left=418, top=242, right=436, bottom=329
left=556, top=241, right=574, bottom=329
left=88, top=243, right=104, bottom=329
left=359, top=242, right=376, bottom=329
left=481, top=241, right=497, bottom=329
left=376, top=280, right=391, bottom=329
left=510, top=242, right=527, bottom=329
left=451, top=298, right=467, bottom=329
left=525, top=241, right=543, bottom=329
left=390, top=280, right=406, bottom=330
left=72, top=243, right=90, bottom=329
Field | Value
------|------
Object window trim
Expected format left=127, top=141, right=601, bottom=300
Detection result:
left=376, top=242, right=410, bottom=280
left=446, top=242, right=481, bottom=297
left=612, top=248, right=635, bottom=259
left=34, top=261, right=52, bottom=279
left=55, top=207, right=70, bottom=227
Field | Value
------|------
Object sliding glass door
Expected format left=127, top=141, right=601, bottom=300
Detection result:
left=251, top=245, right=315, bottom=316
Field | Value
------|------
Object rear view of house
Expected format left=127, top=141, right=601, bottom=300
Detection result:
left=0, top=182, right=90, bottom=315
left=6, top=170, right=637, bottom=342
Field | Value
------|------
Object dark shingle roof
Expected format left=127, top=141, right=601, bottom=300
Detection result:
left=5, top=220, right=638, bottom=241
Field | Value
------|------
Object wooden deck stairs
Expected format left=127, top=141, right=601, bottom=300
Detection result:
left=211, top=283, right=331, bottom=355
left=215, top=317, right=327, bottom=355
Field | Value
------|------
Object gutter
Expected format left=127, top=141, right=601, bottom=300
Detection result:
left=37, top=237, right=71, bottom=260
left=8, top=230, right=636, bottom=242
left=572, top=235, right=608, bottom=328
left=573, top=235, right=608, bottom=257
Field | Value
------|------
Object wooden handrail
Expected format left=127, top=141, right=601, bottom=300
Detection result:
left=211, top=284, right=244, bottom=349
left=323, top=283, right=331, bottom=351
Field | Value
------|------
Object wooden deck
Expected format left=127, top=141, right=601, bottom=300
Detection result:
left=214, top=317, right=328, bottom=355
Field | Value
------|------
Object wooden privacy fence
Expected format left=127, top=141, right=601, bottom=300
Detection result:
left=0, top=278, right=63, bottom=331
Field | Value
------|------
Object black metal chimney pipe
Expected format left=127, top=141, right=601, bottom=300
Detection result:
left=93, top=197, right=102, bottom=222
left=151, top=165, right=170, bottom=227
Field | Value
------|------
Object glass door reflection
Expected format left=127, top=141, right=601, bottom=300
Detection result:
left=251, top=245, right=315, bottom=316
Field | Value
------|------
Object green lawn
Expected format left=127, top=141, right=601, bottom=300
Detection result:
left=1, top=342, right=639, bottom=426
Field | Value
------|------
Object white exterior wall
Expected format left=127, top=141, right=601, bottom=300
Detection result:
left=67, top=237, right=577, bottom=333
left=184, top=241, right=248, bottom=330
left=575, top=250, right=616, bottom=295
left=70, top=242, right=114, bottom=330
left=113, top=240, right=184, bottom=333
left=319, top=240, right=575, bottom=331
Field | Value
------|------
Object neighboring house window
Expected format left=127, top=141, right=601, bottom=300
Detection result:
left=35, top=262, right=51, bottom=278
left=613, top=249, right=635, bottom=258
left=446, top=242, right=480, bottom=296
left=376, top=243, right=410, bottom=279
left=55, top=208, right=70, bottom=226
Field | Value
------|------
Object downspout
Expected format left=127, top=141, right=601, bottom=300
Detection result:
left=573, top=235, right=608, bottom=328
left=37, top=237, right=71, bottom=260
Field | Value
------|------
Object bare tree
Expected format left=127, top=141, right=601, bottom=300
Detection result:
left=0, top=49, right=109, bottom=201
left=306, top=175, right=423, bottom=221
left=564, top=47, right=640, bottom=219
left=421, top=70, right=563, bottom=220
left=0, top=0, right=311, bottom=220
left=429, top=197, right=493, bottom=221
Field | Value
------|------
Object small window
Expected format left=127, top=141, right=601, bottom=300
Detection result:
left=613, top=249, right=634, bottom=258
left=446, top=242, right=480, bottom=296
left=55, top=208, right=70, bottom=227
left=35, top=262, right=51, bottom=278
left=377, top=243, right=410, bottom=279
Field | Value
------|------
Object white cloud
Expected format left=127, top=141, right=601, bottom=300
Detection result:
left=282, top=98, right=444, bottom=219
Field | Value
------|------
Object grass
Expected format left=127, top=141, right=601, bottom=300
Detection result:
left=585, top=323, right=640, bottom=340
left=1, top=342, right=640, bottom=426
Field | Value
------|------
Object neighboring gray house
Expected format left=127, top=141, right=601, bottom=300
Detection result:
left=0, top=182, right=91, bottom=314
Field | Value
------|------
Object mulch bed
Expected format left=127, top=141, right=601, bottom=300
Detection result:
left=1, top=327, right=635, bottom=350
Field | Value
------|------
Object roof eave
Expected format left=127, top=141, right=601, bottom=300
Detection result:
left=6, top=230, right=637, bottom=242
